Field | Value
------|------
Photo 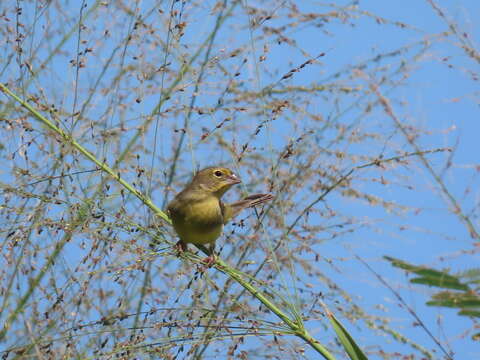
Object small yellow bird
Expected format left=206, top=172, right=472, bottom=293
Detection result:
left=167, top=166, right=273, bottom=265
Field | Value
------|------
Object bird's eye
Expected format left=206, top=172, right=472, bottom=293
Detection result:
left=214, top=170, right=223, bottom=177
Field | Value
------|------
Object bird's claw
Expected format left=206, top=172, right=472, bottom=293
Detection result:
left=201, top=254, right=217, bottom=268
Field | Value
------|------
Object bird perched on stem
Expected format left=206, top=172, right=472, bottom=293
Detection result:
left=167, top=166, right=273, bottom=266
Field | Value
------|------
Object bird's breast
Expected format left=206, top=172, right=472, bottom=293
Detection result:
left=169, top=196, right=224, bottom=245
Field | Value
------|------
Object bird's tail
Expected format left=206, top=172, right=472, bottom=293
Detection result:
left=223, top=193, right=274, bottom=223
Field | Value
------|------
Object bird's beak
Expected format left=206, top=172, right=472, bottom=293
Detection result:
left=226, top=173, right=241, bottom=185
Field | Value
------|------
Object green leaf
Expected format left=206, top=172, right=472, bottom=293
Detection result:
left=459, top=309, right=480, bottom=317
left=427, top=291, right=480, bottom=310
left=324, top=306, right=368, bottom=360
left=410, top=277, right=469, bottom=291
left=384, top=256, right=469, bottom=291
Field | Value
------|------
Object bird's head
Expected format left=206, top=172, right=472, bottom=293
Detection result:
left=191, top=167, right=241, bottom=197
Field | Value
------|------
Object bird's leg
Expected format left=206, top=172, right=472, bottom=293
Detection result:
left=175, top=240, right=187, bottom=254
left=201, top=243, right=217, bottom=267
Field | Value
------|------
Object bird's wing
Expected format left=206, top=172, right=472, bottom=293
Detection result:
left=222, top=193, right=273, bottom=223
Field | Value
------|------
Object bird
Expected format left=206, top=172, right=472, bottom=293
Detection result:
left=167, top=166, right=273, bottom=265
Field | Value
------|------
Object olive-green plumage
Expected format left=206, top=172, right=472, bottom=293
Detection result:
left=167, top=167, right=273, bottom=254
